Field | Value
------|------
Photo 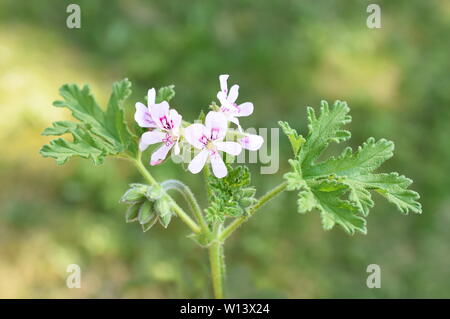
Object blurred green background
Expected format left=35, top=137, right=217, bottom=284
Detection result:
left=1, top=0, right=449, bottom=298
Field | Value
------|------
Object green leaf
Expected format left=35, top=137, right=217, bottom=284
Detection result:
left=297, top=187, right=315, bottom=214
left=299, top=100, right=351, bottom=166
left=40, top=122, right=110, bottom=165
left=40, top=79, right=136, bottom=165
left=353, top=173, right=422, bottom=214
left=346, top=182, right=374, bottom=216
left=281, top=100, right=422, bottom=234
left=205, top=165, right=256, bottom=222
left=104, top=79, right=137, bottom=157
left=278, top=121, right=305, bottom=156
left=311, top=181, right=366, bottom=234
left=304, top=137, right=394, bottom=178
left=284, top=159, right=306, bottom=191
left=156, top=85, right=175, bottom=103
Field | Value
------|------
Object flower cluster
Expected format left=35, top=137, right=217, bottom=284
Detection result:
left=134, top=75, right=264, bottom=178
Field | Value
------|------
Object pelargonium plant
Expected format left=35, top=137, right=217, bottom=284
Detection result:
left=40, top=75, right=422, bottom=298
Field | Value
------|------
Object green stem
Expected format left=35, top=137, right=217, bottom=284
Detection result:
left=134, top=154, right=158, bottom=185
left=208, top=238, right=224, bottom=299
left=161, top=179, right=210, bottom=235
left=219, top=181, right=288, bottom=241
left=133, top=156, right=201, bottom=234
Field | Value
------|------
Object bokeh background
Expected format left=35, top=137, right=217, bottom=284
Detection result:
left=1, top=0, right=449, bottom=298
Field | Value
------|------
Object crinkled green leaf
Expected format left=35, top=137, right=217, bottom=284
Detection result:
left=40, top=121, right=111, bottom=165
left=280, top=100, right=422, bottom=235
left=311, top=180, right=366, bottom=234
left=278, top=121, right=305, bottom=156
left=304, top=137, right=394, bottom=178
left=104, top=79, right=137, bottom=157
left=300, top=100, right=351, bottom=166
left=297, top=187, right=315, bottom=214
left=156, top=85, right=175, bottom=103
left=284, top=159, right=306, bottom=191
left=353, top=173, right=422, bottom=214
left=40, top=79, right=136, bottom=165
left=205, top=165, right=256, bottom=222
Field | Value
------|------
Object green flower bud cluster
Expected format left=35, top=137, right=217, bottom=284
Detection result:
left=120, top=183, right=174, bottom=231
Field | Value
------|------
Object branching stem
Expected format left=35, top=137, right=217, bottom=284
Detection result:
left=219, top=181, right=288, bottom=241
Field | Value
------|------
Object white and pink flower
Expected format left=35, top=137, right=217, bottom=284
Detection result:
left=184, top=112, right=242, bottom=178
left=216, top=74, right=254, bottom=128
left=134, top=88, right=159, bottom=128
left=135, top=91, right=182, bottom=166
left=239, top=133, right=264, bottom=151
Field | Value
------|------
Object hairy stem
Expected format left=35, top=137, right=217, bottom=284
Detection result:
left=133, top=156, right=201, bottom=234
left=219, top=181, right=288, bottom=241
left=161, top=179, right=210, bottom=235
left=208, top=238, right=224, bottom=299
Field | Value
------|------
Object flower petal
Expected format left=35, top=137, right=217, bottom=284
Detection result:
left=227, top=84, right=239, bottom=103
left=219, top=74, right=229, bottom=93
left=240, top=134, right=264, bottom=151
left=188, top=150, right=209, bottom=174
left=205, top=111, right=227, bottom=141
left=150, top=143, right=174, bottom=166
left=215, top=141, right=242, bottom=156
left=139, top=130, right=166, bottom=151
left=210, top=152, right=227, bottom=178
left=147, top=88, right=156, bottom=106
left=134, top=102, right=156, bottom=128
left=150, top=101, right=170, bottom=130
left=227, top=116, right=241, bottom=129
left=235, top=102, right=254, bottom=117
left=169, top=108, right=182, bottom=129
left=184, top=123, right=207, bottom=149
left=217, top=91, right=228, bottom=106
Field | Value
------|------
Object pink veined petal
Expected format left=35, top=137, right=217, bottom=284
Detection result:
left=139, top=130, right=166, bottom=151
left=210, top=151, right=227, bottom=178
left=134, top=102, right=156, bottom=128
left=227, top=84, right=239, bottom=103
left=205, top=111, right=228, bottom=141
left=219, top=74, right=229, bottom=93
left=169, top=108, right=182, bottom=129
left=147, top=88, right=156, bottom=106
left=188, top=150, right=209, bottom=174
left=150, top=101, right=170, bottom=130
left=235, top=102, right=254, bottom=117
left=184, top=124, right=207, bottom=149
left=240, top=134, right=264, bottom=151
left=150, top=143, right=174, bottom=166
left=215, top=141, right=242, bottom=156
